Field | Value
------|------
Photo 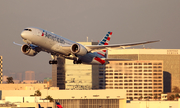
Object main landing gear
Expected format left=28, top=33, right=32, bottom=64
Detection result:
left=49, top=54, right=58, bottom=64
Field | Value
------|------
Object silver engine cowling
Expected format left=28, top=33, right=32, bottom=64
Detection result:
left=71, top=43, right=88, bottom=56
left=21, top=44, right=39, bottom=56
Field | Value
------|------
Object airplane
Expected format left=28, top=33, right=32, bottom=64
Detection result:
left=56, top=102, right=63, bottom=108
left=16, top=27, right=160, bottom=65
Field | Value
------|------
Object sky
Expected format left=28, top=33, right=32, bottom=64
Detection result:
left=0, top=0, right=180, bottom=80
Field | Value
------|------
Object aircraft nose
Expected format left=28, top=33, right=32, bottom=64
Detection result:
left=21, top=31, right=28, bottom=39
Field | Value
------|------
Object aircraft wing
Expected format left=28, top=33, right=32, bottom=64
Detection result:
left=85, top=40, right=160, bottom=51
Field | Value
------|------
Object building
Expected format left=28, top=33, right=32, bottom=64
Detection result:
left=99, top=60, right=163, bottom=100
left=55, top=99, right=125, bottom=108
left=2, top=75, right=8, bottom=83
left=0, top=89, right=126, bottom=108
left=44, top=78, right=52, bottom=87
left=25, top=71, right=35, bottom=80
left=52, top=56, right=66, bottom=89
left=0, top=56, right=2, bottom=84
left=52, top=42, right=99, bottom=90
left=65, top=42, right=99, bottom=90
left=108, top=49, right=180, bottom=93
left=65, top=58, right=99, bottom=90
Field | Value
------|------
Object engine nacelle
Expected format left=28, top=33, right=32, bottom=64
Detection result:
left=71, top=43, right=88, bottom=56
left=21, top=44, right=39, bottom=56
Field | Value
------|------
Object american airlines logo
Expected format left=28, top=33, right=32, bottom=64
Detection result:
left=43, top=30, right=65, bottom=44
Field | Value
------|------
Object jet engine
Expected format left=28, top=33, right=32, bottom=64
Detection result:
left=21, top=44, right=40, bottom=56
left=71, top=43, right=88, bottom=56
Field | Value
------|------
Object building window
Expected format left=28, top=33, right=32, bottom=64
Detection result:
left=119, top=63, right=122, bottom=65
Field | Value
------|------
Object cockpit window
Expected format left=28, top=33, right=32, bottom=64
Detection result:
left=24, top=29, right=32, bottom=31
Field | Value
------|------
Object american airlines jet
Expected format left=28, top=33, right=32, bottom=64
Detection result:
left=16, top=27, right=159, bottom=65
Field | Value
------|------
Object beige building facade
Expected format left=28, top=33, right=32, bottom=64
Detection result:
left=99, top=60, right=163, bottom=100
left=108, top=49, right=180, bottom=93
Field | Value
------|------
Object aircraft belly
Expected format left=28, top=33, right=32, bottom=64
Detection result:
left=79, top=53, right=108, bottom=65
left=79, top=54, right=93, bottom=63
left=79, top=53, right=101, bottom=65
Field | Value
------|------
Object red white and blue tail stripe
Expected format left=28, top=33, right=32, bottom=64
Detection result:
left=98, top=31, right=112, bottom=45
left=96, top=32, right=112, bottom=59
left=56, top=102, right=63, bottom=108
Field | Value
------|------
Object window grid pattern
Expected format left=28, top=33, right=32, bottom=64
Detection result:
left=99, top=60, right=163, bottom=100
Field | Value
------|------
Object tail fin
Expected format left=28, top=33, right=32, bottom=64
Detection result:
left=38, top=104, right=41, bottom=108
left=98, top=31, right=112, bottom=45
left=97, top=32, right=112, bottom=58
left=56, top=102, right=63, bottom=108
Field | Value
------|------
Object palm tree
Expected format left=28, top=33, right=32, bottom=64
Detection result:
left=30, top=90, right=41, bottom=96
left=169, top=94, right=175, bottom=100
left=175, top=93, right=179, bottom=100
left=6, top=77, right=14, bottom=84
left=45, top=95, right=53, bottom=102
left=34, top=90, right=41, bottom=96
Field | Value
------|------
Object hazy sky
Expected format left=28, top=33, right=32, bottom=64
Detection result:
left=0, top=0, right=180, bottom=80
